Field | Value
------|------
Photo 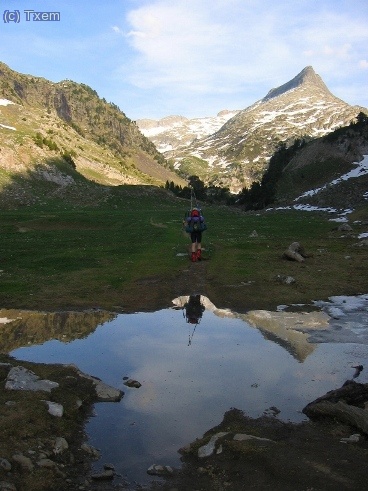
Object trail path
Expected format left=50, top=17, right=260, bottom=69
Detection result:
left=174, top=257, right=208, bottom=299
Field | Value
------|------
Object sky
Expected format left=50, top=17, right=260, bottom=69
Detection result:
left=0, top=0, right=367, bottom=120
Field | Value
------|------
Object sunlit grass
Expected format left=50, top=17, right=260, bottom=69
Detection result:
left=0, top=191, right=367, bottom=311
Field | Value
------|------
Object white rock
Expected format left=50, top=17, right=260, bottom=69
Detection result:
left=198, top=432, right=229, bottom=458
left=340, top=433, right=360, bottom=443
left=44, top=401, right=64, bottom=417
left=5, top=366, right=59, bottom=392
left=53, top=437, right=68, bottom=455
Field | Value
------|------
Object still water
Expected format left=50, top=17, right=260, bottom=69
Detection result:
left=8, top=295, right=368, bottom=484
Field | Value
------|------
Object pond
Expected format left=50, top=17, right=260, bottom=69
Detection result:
left=7, top=294, right=368, bottom=485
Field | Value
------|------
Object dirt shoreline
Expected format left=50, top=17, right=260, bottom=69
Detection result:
left=157, top=405, right=368, bottom=491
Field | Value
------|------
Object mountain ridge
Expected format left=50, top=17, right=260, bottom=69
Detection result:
left=137, top=109, right=240, bottom=154
left=0, top=61, right=185, bottom=202
left=140, top=66, right=367, bottom=192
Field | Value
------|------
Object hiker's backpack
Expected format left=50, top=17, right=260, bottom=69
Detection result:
left=185, top=208, right=207, bottom=233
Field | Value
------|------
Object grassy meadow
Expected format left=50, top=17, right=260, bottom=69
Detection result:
left=0, top=186, right=367, bottom=313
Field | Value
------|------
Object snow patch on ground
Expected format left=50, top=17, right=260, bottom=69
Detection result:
left=0, top=99, right=15, bottom=106
left=0, top=123, right=16, bottom=131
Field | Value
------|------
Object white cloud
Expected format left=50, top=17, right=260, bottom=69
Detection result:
left=118, top=0, right=368, bottom=116
left=112, top=26, right=124, bottom=36
left=1, top=0, right=367, bottom=119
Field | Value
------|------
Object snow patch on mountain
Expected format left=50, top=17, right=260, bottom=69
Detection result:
left=137, top=110, right=239, bottom=154
left=295, top=155, right=368, bottom=201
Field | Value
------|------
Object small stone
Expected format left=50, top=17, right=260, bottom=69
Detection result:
left=263, top=406, right=281, bottom=417
left=338, top=223, right=353, bottom=232
left=37, top=459, right=56, bottom=468
left=91, top=469, right=114, bottom=481
left=81, top=443, right=100, bottom=459
left=53, top=437, right=68, bottom=455
left=0, top=482, right=17, bottom=491
left=147, top=464, right=174, bottom=476
left=178, top=444, right=191, bottom=454
left=12, top=454, right=34, bottom=471
left=44, top=401, right=64, bottom=417
left=123, top=378, right=142, bottom=388
left=340, top=433, right=360, bottom=443
left=275, top=274, right=296, bottom=285
left=0, top=459, right=11, bottom=472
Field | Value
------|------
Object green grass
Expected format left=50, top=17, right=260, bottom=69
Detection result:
left=0, top=189, right=367, bottom=312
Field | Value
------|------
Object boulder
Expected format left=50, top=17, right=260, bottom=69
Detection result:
left=147, top=464, right=174, bottom=476
left=282, top=242, right=310, bottom=262
left=337, top=223, right=353, bottom=232
left=5, top=366, right=59, bottom=392
left=303, top=380, right=368, bottom=435
left=91, top=469, right=114, bottom=481
left=12, top=454, right=34, bottom=472
left=71, top=366, right=123, bottom=402
left=123, top=378, right=142, bottom=388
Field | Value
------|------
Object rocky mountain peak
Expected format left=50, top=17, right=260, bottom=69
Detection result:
left=262, top=66, right=330, bottom=102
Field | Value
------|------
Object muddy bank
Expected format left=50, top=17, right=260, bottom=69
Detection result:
left=158, top=405, right=368, bottom=491
left=0, top=355, right=124, bottom=491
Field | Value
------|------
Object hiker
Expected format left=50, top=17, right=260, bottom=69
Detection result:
left=184, top=207, right=207, bottom=262
left=185, top=294, right=205, bottom=325
left=184, top=294, right=205, bottom=345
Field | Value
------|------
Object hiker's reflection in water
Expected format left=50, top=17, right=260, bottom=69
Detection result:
left=184, top=295, right=205, bottom=345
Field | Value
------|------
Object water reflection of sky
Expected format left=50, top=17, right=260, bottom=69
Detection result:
left=10, top=305, right=368, bottom=484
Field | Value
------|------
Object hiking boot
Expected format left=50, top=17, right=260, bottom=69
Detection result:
left=191, top=252, right=197, bottom=262
left=196, top=249, right=202, bottom=261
